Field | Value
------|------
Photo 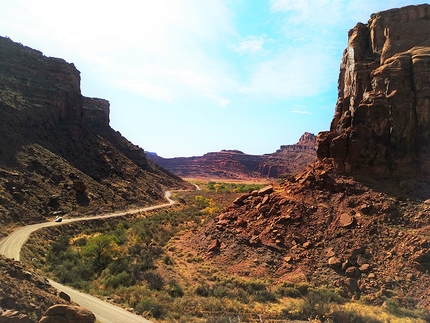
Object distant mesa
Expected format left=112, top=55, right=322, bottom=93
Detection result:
left=147, top=132, right=317, bottom=179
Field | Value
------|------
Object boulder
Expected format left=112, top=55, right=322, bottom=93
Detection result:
left=328, top=256, right=342, bottom=268
left=59, top=291, right=71, bottom=302
left=258, top=185, right=274, bottom=196
left=72, top=181, right=87, bottom=193
left=207, top=239, right=221, bottom=253
left=0, top=310, right=31, bottom=323
left=38, top=305, right=95, bottom=323
left=339, top=213, right=354, bottom=228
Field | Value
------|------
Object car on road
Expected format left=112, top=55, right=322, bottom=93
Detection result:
left=54, top=217, right=63, bottom=222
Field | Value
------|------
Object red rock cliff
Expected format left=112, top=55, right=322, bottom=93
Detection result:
left=317, top=4, right=430, bottom=180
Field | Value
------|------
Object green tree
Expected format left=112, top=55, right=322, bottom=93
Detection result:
left=83, top=234, right=120, bottom=271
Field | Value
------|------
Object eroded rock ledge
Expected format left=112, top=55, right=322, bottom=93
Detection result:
left=317, top=4, right=430, bottom=181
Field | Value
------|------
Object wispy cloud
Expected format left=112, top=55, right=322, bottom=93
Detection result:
left=2, top=0, right=238, bottom=106
left=239, top=44, right=336, bottom=99
left=234, top=35, right=267, bottom=55
left=291, top=109, right=312, bottom=115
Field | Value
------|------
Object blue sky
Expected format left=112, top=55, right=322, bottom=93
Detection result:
left=0, top=0, right=425, bottom=157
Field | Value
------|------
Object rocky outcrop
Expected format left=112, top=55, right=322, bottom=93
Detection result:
left=183, top=5, right=430, bottom=312
left=83, top=97, right=110, bottom=127
left=0, top=255, right=70, bottom=323
left=148, top=133, right=316, bottom=179
left=317, top=4, right=430, bottom=181
left=0, top=37, right=82, bottom=128
left=260, top=132, right=316, bottom=177
left=0, top=36, right=190, bottom=235
left=38, top=305, right=95, bottom=323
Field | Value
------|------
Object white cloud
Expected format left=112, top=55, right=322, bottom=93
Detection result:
left=270, top=0, right=345, bottom=27
left=234, top=35, right=267, bottom=55
left=217, top=97, right=232, bottom=108
left=1, top=0, right=238, bottom=107
left=239, top=44, right=336, bottom=99
left=291, top=109, right=312, bottom=115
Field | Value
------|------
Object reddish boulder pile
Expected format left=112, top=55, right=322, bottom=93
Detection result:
left=183, top=4, right=430, bottom=311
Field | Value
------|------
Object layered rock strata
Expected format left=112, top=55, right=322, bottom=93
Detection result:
left=317, top=4, right=430, bottom=181
left=148, top=133, right=316, bottom=179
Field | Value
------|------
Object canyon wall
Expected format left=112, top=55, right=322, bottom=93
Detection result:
left=317, top=4, right=430, bottom=180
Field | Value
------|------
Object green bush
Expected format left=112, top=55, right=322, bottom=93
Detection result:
left=143, top=271, right=165, bottom=290
left=384, top=298, right=428, bottom=319
left=135, top=297, right=164, bottom=318
left=213, top=286, right=229, bottom=298
left=104, top=271, right=134, bottom=289
left=252, top=289, right=277, bottom=303
left=166, top=282, right=184, bottom=298
left=275, top=285, right=301, bottom=298
left=299, top=287, right=344, bottom=320
left=294, top=282, right=312, bottom=295
left=195, top=283, right=211, bottom=297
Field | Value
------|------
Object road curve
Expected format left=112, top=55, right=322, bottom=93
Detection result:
left=0, top=191, right=175, bottom=323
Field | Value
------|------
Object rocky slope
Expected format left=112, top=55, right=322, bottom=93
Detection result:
left=0, top=36, right=190, bottom=322
left=0, top=36, right=189, bottom=238
left=0, top=254, right=74, bottom=322
left=185, top=4, right=430, bottom=312
left=147, top=132, right=317, bottom=179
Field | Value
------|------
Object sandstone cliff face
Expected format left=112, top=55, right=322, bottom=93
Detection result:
left=0, top=37, right=83, bottom=129
left=148, top=133, right=316, bottom=179
left=260, top=132, right=316, bottom=177
left=0, top=36, right=188, bottom=235
left=83, top=97, right=109, bottom=127
left=186, top=5, right=430, bottom=312
left=317, top=4, right=430, bottom=181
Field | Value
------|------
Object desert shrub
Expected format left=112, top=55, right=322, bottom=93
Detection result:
left=195, top=283, right=211, bottom=297
left=54, top=261, right=76, bottom=284
left=143, top=271, right=165, bottom=290
left=105, top=255, right=132, bottom=276
left=383, top=298, right=429, bottom=319
left=213, top=286, right=229, bottom=298
left=104, top=271, right=134, bottom=289
left=49, top=235, right=70, bottom=254
left=75, top=259, right=95, bottom=281
left=206, top=316, right=240, bottom=323
left=294, top=282, right=312, bottom=295
left=166, top=281, right=184, bottom=298
left=242, top=279, right=267, bottom=293
left=299, top=287, right=344, bottom=320
left=73, top=237, right=87, bottom=246
left=252, top=289, right=277, bottom=303
left=275, top=285, right=302, bottom=298
left=135, top=297, right=164, bottom=318
left=163, top=255, right=173, bottom=265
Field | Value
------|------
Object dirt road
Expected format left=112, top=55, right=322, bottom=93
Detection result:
left=0, top=191, right=175, bottom=323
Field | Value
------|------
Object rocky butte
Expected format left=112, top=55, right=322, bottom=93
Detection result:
left=185, top=4, right=430, bottom=313
left=317, top=4, right=430, bottom=189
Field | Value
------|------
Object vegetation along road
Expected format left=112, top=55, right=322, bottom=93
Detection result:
left=0, top=191, right=175, bottom=323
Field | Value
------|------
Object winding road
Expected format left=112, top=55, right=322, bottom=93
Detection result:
left=0, top=191, right=175, bottom=323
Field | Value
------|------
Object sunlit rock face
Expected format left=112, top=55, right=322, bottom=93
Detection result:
left=317, top=4, right=430, bottom=180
